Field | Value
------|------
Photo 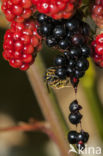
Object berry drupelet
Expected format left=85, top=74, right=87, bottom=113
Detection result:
left=3, top=20, right=42, bottom=71
left=1, top=0, right=36, bottom=22
left=92, top=0, right=103, bottom=28
left=69, top=100, right=82, bottom=113
left=37, top=13, right=91, bottom=52
left=53, top=48, right=90, bottom=88
left=32, top=0, right=81, bottom=20
left=91, top=33, right=103, bottom=68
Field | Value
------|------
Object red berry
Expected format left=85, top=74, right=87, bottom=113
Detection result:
left=22, top=0, right=32, bottom=8
left=23, top=44, right=34, bottom=54
left=4, top=49, right=14, bottom=59
left=3, top=20, right=42, bottom=71
left=5, top=9, right=15, bottom=21
left=13, top=51, right=22, bottom=58
left=20, top=63, right=30, bottom=70
left=22, top=8, right=32, bottom=19
left=2, top=51, right=9, bottom=61
left=31, top=36, right=39, bottom=47
left=96, top=33, right=103, bottom=44
left=13, top=31, right=21, bottom=40
left=95, top=44, right=103, bottom=55
left=4, top=30, right=13, bottom=40
left=1, top=0, right=36, bottom=22
left=14, top=41, right=24, bottom=51
left=92, top=33, right=103, bottom=67
left=92, top=0, right=103, bottom=28
left=23, top=28, right=32, bottom=35
left=21, top=34, right=31, bottom=44
left=34, top=0, right=81, bottom=20
left=22, top=53, right=33, bottom=63
left=3, top=39, right=14, bottom=49
left=12, top=5, right=23, bottom=16
left=11, top=0, right=21, bottom=5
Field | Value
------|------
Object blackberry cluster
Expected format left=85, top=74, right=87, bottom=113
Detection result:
left=37, top=13, right=90, bottom=51
left=92, top=33, right=103, bottom=68
left=53, top=46, right=90, bottom=88
left=3, top=20, right=42, bottom=70
left=68, top=100, right=89, bottom=150
left=32, top=0, right=81, bottom=20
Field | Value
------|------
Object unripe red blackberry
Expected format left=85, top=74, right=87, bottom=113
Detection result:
left=91, top=33, right=103, bottom=68
left=33, top=0, right=82, bottom=20
left=3, top=20, right=42, bottom=71
left=1, top=0, right=36, bottom=22
left=92, top=0, right=103, bottom=28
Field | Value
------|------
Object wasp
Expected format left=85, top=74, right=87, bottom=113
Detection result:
left=44, top=67, right=69, bottom=89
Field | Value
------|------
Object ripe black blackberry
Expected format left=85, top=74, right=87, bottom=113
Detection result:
left=69, top=100, right=82, bottom=113
left=68, top=99, right=83, bottom=125
left=37, top=13, right=90, bottom=51
left=53, top=49, right=90, bottom=88
left=68, top=130, right=89, bottom=145
left=37, top=13, right=91, bottom=89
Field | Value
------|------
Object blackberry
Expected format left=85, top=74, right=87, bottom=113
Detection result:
left=69, top=112, right=82, bottom=125
left=67, top=99, right=89, bottom=150
left=68, top=131, right=78, bottom=144
left=40, top=24, right=52, bottom=36
left=66, top=18, right=79, bottom=31
left=76, top=58, right=89, bottom=71
left=66, top=66, right=74, bottom=77
left=77, top=131, right=89, bottom=143
left=37, top=13, right=47, bottom=23
left=69, top=47, right=81, bottom=57
left=53, top=25, right=66, bottom=39
left=56, top=67, right=67, bottom=79
left=69, top=100, right=82, bottom=113
left=37, top=13, right=91, bottom=54
left=80, top=45, right=91, bottom=57
left=67, top=59, right=75, bottom=68
left=46, top=36, right=57, bottom=47
left=71, top=34, right=85, bottom=45
left=74, top=70, right=85, bottom=78
left=59, top=39, right=69, bottom=50
left=54, top=56, right=66, bottom=66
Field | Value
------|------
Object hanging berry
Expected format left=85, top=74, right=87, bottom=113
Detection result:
left=67, top=100, right=89, bottom=150
left=3, top=20, right=42, bottom=70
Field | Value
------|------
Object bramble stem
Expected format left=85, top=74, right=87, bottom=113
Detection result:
left=0, top=120, right=59, bottom=144
left=26, top=54, right=72, bottom=156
